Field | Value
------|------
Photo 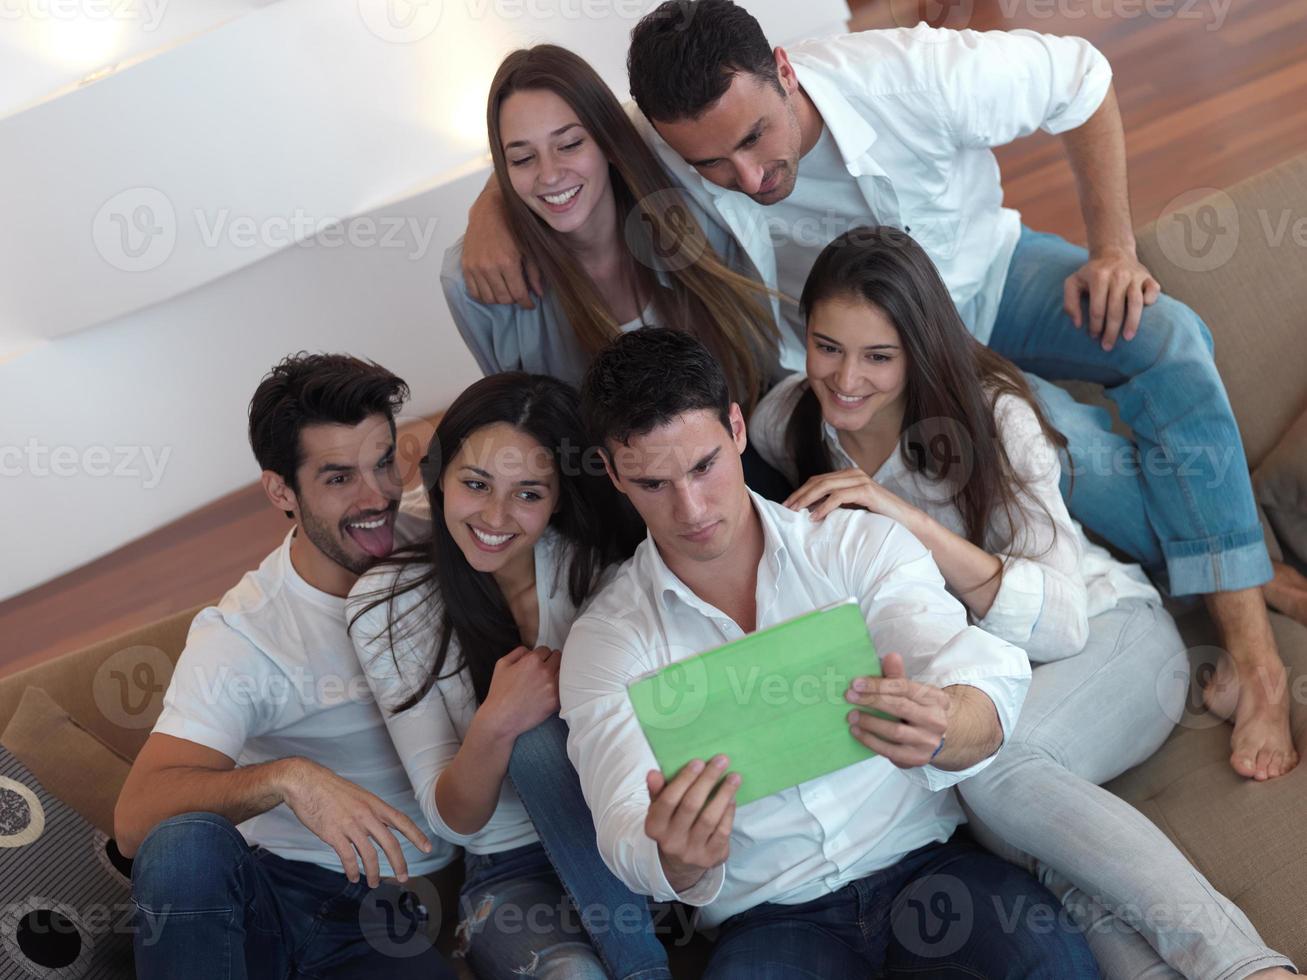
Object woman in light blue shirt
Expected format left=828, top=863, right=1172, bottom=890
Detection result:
left=443, top=44, right=783, bottom=417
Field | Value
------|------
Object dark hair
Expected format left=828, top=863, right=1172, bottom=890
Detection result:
left=349, top=373, right=638, bottom=710
left=582, top=327, right=732, bottom=450
left=487, top=44, right=779, bottom=412
left=628, top=0, right=781, bottom=123
left=788, top=226, right=1069, bottom=557
left=248, top=352, right=408, bottom=517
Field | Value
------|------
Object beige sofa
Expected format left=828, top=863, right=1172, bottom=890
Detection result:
left=3, top=155, right=1306, bottom=973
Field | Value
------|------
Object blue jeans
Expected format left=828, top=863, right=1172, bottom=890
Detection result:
left=989, top=226, right=1272, bottom=596
left=508, top=714, right=671, bottom=979
left=130, top=811, right=456, bottom=980
left=458, top=841, right=608, bottom=979
left=702, top=838, right=1099, bottom=978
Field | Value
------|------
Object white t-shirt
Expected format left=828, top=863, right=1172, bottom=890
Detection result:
left=770, top=123, right=876, bottom=337
left=616, top=298, right=659, bottom=335
left=151, top=493, right=455, bottom=877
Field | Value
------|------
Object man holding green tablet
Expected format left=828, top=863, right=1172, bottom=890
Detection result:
left=560, top=328, right=1096, bottom=976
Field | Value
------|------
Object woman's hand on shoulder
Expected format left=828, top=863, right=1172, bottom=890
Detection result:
left=784, top=468, right=919, bottom=528
left=479, top=645, right=561, bottom=739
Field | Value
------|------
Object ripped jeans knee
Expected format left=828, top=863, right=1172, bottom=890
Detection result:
left=456, top=861, right=606, bottom=980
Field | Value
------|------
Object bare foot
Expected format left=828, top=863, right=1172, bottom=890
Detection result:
left=1264, top=560, right=1307, bottom=627
left=1246, top=969, right=1295, bottom=979
left=1202, top=654, right=1299, bottom=781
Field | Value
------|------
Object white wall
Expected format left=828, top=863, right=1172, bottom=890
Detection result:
left=0, top=0, right=849, bottom=601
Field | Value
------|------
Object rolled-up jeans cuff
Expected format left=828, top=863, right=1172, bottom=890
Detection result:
left=1164, top=531, right=1273, bottom=596
left=1214, top=953, right=1298, bottom=980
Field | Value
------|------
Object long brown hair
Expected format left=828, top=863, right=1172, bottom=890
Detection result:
left=787, top=226, right=1070, bottom=558
left=348, top=373, right=640, bottom=710
left=487, top=44, right=780, bottom=414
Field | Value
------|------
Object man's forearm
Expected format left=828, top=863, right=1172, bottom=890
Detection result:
left=1060, top=84, right=1137, bottom=255
left=932, top=686, right=1003, bottom=771
left=469, top=172, right=503, bottom=221
left=115, top=757, right=300, bottom=858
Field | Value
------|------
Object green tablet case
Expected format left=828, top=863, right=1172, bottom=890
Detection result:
left=627, top=598, right=885, bottom=807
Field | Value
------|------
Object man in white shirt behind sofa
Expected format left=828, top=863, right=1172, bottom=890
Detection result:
left=559, top=327, right=1098, bottom=977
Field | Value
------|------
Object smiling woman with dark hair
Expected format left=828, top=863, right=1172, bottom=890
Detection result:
left=346, top=372, right=666, bottom=980
left=749, top=226, right=1294, bottom=978
left=444, top=43, right=788, bottom=417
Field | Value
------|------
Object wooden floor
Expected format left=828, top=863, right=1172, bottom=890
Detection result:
left=4, top=0, right=1306, bottom=678
left=0, top=421, right=437, bottom=678
left=851, top=0, right=1307, bottom=239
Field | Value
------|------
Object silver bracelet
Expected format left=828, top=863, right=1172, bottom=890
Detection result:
left=929, top=734, right=947, bottom=762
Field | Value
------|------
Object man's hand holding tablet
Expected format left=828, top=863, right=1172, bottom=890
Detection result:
left=845, top=652, right=1002, bottom=772
left=843, top=652, right=950, bottom=768
left=645, top=755, right=740, bottom=893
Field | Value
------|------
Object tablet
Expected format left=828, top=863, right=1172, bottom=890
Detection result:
left=627, top=598, right=887, bottom=807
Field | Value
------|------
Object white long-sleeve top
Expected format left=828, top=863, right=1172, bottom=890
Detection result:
left=346, top=528, right=587, bottom=854
left=559, top=491, right=1032, bottom=927
left=749, top=375, right=1160, bottom=662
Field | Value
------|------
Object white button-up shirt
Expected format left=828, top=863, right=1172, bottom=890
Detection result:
left=630, top=24, right=1113, bottom=368
left=559, top=491, right=1031, bottom=927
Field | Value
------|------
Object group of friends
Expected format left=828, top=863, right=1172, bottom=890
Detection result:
left=113, top=2, right=1300, bottom=977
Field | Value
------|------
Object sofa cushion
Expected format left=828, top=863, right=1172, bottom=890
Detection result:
left=1105, top=609, right=1307, bottom=965
left=0, top=745, right=134, bottom=978
left=1, top=687, right=132, bottom=837
left=1135, top=154, right=1307, bottom=470
left=1255, top=407, right=1307, bottom=566
left=0, top=602, right=204, bottom=763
